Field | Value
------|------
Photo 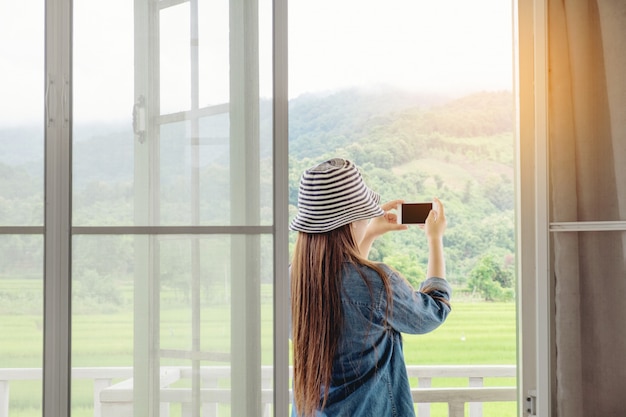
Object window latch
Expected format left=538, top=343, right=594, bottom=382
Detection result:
left=133, top=95, right=146, bottom=143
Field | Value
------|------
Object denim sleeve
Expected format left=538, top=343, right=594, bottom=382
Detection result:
left=382, top=273, right=452, bottom=335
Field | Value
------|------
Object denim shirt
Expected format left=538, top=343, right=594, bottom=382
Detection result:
left=292, top=263, right=452, bottom=417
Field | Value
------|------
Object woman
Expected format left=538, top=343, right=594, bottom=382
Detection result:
left=290, top=158, right=451, bottom=417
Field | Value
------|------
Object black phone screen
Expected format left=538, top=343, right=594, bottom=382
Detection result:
left=400, top=203, right=431, bottom=224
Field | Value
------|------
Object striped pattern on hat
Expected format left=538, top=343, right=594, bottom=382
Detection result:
left=289, top=158, right=385, bottom=233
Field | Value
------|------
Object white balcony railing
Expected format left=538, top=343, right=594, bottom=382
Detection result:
left=0, top=365, right=516, bottom=417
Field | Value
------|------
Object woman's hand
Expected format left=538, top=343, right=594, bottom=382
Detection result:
left=358, top=200, right=407, bottom=258
left=425, top=197, right=446, bottom=279
left=424, top=197, right=446, bottom=240
left=366, top=199, right=409, bottom=238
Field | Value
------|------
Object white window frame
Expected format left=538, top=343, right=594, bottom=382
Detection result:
left=33, top=0, right=564, bottom=415
left=40, top=0, right=289, bottom=416
left=517, top=0, right=552, bottom=415
left=43, top=0, right=72, bottom=415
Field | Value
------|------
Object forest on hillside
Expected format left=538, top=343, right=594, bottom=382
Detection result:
left=288, top=89, right=515, bottom=301
left=0, top=89, right=515, bottom=314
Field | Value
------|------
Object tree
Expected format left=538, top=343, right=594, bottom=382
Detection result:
left=467, top=254, right=514, bottom=301
left=73, top=268, right=123, bottom=310
left=383, top=254, right=425, bottom=289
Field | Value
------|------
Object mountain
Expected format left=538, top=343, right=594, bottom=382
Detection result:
left=1, top=89, right=516, bottom=288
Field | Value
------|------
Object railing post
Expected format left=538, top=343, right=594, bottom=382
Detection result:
left=93, top=378, right=112, bottom=417
left=203, top=374, right=219, bottom=417
left=417, top=377, right=431, bottom=417
left=262, top=372, right=273, bottom=417
left=449, top=401, right=465, bottom=417
left=0, top=380, right=9, bottom=417
left=160, top=402, right=170, bottom=417
left=469, top=377, right=483, bottom=417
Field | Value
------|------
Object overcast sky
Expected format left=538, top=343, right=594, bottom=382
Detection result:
left=0, top=0, right=512, bottom=124
left=289, top=0, right=513, bottom=97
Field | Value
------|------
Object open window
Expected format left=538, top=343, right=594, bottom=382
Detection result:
left=0, top=0, right=286, bottom=415
left=10, top=0, right=625, bottom=416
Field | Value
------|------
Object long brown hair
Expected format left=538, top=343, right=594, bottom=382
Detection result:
left=291, top=224, right=393, bottom=417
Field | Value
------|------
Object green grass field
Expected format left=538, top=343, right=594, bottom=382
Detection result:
left=0, top=279, right=517, bottom=417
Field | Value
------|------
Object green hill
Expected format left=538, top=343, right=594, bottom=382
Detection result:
left=1, top=88, right=515, bottom=300
left=287, top=89, right=515, bottom=296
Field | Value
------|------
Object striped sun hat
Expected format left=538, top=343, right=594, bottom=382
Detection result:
left=289, top=158, right=385, bottom=233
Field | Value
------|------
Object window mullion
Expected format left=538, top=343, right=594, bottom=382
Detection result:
left=273, top=0, right=290, bottom=414
left=532, top=0, right=552, bottom=415
left=43, top=0, right=72, bottom=416
left=133, top=0, right=161, bottom=415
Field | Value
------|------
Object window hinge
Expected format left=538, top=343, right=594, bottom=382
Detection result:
left=525, top=390, right=537, bottom=416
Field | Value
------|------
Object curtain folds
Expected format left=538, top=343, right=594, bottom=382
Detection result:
left=548, top=1, right=626, bottom=416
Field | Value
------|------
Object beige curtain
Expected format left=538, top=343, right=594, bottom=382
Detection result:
left=548, top=0, right=626, bottom=416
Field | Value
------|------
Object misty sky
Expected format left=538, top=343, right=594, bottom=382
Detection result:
left=1, top=0, right=512, bottom=124
left=289, top=0, right=513, bottom=97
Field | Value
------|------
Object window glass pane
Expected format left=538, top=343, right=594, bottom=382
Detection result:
left=161, top=122, right=193, bottom=225
left=160, top=4, right=191, bottom=114
left=72, top=234, right=273, bottom=415
left=71, top=235, right=134, bottom=416
left=198, top=0, right=230, bottom=106
left=199, top=114, right=231, bottom=225
left=0, top=2, right=44, bottom=226
left=159, top=119, right=273, bottom=227
left=72, top=0, right=135, bottom=226
left=258, top=102, right=274, bottom=227
left=72, top=0, right=274, bottom=413
left=259, top=234, right=274, bottom=366
left=72, top=123, right=135, bottom=226
left=0, top=2, right=45, bottom=415
left=0, top=235, right=44, bottom=416
left=159, top=236, right=232, bottom=355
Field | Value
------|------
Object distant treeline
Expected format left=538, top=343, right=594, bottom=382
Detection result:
left=0, top=89, right=515, bottom=312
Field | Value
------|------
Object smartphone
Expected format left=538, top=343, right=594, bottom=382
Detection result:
left=398, top=202, right=432, bottom=224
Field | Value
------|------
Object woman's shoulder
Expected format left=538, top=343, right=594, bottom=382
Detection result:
left=343, top=260, right=392, bottom=273
left=342, top=261, right=397, bottom=285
